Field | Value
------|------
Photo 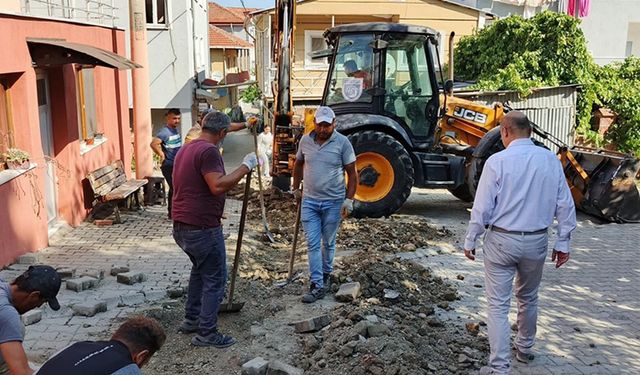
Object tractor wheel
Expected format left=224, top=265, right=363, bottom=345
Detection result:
left=348, top=131, right=414, bottom=218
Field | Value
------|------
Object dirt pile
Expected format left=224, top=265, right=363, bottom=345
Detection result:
left=296, top=254, right=488, bottom=374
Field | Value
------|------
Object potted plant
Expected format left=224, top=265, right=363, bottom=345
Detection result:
left=94, top=132, right=104, bottom=140
left=4, top=148, right=30, bottom=170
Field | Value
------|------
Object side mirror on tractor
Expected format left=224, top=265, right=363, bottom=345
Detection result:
left=444, top=79, right=454, bottom=95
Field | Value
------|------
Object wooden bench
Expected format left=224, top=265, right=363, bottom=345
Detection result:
left=87, top=160, right=148, bottom=223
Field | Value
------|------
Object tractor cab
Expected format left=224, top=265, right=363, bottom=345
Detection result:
left=321, top=23, right=442, bottom=149
left=317, top=23, right=467, bottom=218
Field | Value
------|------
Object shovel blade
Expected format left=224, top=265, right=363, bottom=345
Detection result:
left=219, top=301, right=245, bottom=313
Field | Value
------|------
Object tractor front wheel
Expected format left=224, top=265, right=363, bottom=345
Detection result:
left=348, top=131, right=414, bottom=218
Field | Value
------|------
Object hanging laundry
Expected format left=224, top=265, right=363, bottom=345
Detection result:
left=558, top=0, right=569, bottom=14
left=567, top=0, right=590, bottom=18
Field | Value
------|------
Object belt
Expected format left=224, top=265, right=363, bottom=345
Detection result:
left=173, top=221, right=215, bottom=231
left=488, top=225, right=547, bottom=236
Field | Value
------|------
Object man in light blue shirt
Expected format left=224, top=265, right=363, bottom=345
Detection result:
left=464, top=111, right=576, bottom=375
left=293, top=106, right=357, bottom=303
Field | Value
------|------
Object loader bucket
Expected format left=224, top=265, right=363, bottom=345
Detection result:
left=561, top=146, right=640, bottom=223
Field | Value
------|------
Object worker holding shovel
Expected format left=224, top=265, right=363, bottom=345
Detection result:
left=171, top=111, right=258, bottom=348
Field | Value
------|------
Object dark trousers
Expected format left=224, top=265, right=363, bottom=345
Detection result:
left=172, top=226, right=226, bottom=335
left=160, top=164, right=173, bottom=216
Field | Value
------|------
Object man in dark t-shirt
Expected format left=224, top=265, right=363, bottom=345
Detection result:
left=37, top=316, right=165, bottom=375
left=172, top=111, right=258, bottom=348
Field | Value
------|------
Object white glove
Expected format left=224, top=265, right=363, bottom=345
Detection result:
left=341, top=198, right=354, bottom=218
left=293, top=189, right=302, bottom=200
left=242, top=152, right=259, bottom=170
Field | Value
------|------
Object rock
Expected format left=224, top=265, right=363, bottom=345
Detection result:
left=317, top=359, right=326, bottom=368
left=79, top=269, right=105, bottom=280
left=458, top=354, right=472, bottom=363
left=66, top=276, right=99, bottom=292
left=353, top=320, right=372, bottom=337
left=402, top=243, right=417, bottom=251
left=426, top=317, right=443, bottom=327
left=442, top=291, right=457, bottom=301
left=144, top=290, right=166, bottom=302
left=110, top=266, right=130, bottom=276
left=364, top=315, right=379, bottom=323
left=21, top=309, right=42, bottom=326
left=266, top=360, right=303, bottom=375
left=335, top=282, right=361, bottom=302
left=294, top=314, right=331, bottom=333
left=367, top=323, right=390, bottom=337
left=369, top=366, right=383, bottom=375
left=72, top=301, right=107, bottom=317
left=166, top=287, right=184, bottom=298
left=117, top=271, right=146, bottom=285
left=465, top=322, right=480, bottom=336
left=456, top=274, right=465, bottom=281
left=383, top=289, right=400, bottom=300
left=366, top=297, right=381, bottom=305
left=251, top=325, right=268, bottom=338
left=301, top=335, right=319, bottom=354
left=242, top=357, right=269, bottom=375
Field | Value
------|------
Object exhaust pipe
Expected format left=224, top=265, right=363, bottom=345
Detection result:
left=448, top=31, right=455, bottom=81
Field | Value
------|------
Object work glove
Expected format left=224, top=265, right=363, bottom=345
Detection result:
left=246, top=116, right=259, bottom=129
left=341, top=198, right=354, bottom=218
left=242, top=152, right=259, bottom=170
left=292, top=189, right=302, bottom=200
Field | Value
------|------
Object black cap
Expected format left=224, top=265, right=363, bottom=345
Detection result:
left=18, top=265, right=61, bottom=311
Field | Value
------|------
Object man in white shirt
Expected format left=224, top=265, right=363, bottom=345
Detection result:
left=257, top=125, right=273, bottom=177
left=463, top=111, right=577, bottom=375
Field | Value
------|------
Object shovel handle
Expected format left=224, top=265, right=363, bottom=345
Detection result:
left=288, top=195, right=302, bottom=279
left=227, top=172, right=251, bottom=306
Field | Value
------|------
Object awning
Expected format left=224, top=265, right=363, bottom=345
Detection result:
left=27, top=38, right=141, bottom=70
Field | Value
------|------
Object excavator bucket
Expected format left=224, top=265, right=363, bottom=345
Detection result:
left=561, top=146, right=640, bottom=223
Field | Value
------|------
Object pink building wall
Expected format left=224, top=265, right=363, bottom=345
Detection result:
left=0, top=14, right=132, bottom=265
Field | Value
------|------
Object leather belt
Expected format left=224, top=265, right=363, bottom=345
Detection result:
left=173, top=221, right=214, bottom=231
left=488, top=225, right=547, bottom=236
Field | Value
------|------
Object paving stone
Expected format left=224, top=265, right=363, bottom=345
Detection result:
left=118, top=293, right=146, bottom=307
left=242, top=357, right=269, bottom=375
left=55, top=267, right=76, bottom=280
left=21, top=309, right=42, bottom=326
left=17, top=253, right=40, bottom=264
left=72, top=301, right=107, bottom=317
left=143, top=290, right=166, bottom=302
left=79, top=269, right=105, bottom=280
left=66, top=276, right=99, bottom=292
left=294, top=314, right=331, bottom=333
left=116, top=272, right=146, bottom=285
left=110, top=266, right=130, bottom=276
left=266, top=360, right=303, bottom=375
left=335, top=282, right=361, bottom=302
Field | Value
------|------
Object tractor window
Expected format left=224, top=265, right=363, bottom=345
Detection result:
left=326, top=34, right=374, bottom=106
left=384, top=35, right=433, bottom=137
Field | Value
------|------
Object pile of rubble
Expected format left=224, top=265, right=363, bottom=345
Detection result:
left=293, top=255, right=488, bottom=374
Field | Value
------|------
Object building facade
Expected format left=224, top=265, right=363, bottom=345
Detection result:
left=0, top=0, right=134, bottom=264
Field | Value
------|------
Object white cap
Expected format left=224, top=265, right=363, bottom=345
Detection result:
left=314, top=106, right=336, bottom=124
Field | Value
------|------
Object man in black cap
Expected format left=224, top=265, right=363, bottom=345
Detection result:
left=0, top=265, right=61, bottom=375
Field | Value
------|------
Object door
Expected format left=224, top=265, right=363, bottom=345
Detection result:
left=36, top=72, right=57, bottom=226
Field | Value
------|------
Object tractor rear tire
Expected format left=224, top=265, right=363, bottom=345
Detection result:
left=348, top=131, right=414, bottom=218
left=448, top=183, right=474, bottom=202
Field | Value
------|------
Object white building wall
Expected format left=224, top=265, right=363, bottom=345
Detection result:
left=580, top=0, right=640, bottom=65
left=115, top=0, right=209, bottom=136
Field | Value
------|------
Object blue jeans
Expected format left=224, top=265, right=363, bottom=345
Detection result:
left=301, top=197, right=343, bottom=288
left=173, top=226, right=226, bottom=335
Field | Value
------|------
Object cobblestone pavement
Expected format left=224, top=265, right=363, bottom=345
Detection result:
left=8, top=187, right=640, bottom=374
left=2, top=201, right=242, bottom=365
left=401, top=189, right=640, bottom=375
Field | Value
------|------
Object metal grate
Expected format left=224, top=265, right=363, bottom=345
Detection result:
left=20, top=0, right=117, bottom=27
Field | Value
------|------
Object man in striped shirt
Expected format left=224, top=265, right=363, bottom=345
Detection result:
left=151, top=108, right=183, bottom=219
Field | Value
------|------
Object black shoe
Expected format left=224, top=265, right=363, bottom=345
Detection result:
left=323, top=273, right=332, bottom=292
left=178, top=318, right=198, bottom=334
left=191, top=330, right=236, bottom=348
left=302, top=283, right=325, bottom=303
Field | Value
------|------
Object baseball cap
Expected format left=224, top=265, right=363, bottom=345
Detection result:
left=314, top=106, right=335, bottom=124
left=17, top=265, right=62, bottom=310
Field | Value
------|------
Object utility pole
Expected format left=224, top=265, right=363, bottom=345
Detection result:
left=129, top=0, right=153, bottom=179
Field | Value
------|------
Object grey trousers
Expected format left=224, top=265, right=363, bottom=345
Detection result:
left=483, top=230, right=548, bottom=374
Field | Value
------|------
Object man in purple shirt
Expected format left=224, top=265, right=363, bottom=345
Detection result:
left=171, top=111, right=258, bottom=348
left=464, top=111, right=576, bottom=375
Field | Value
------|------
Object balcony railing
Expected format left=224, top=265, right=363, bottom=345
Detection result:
left=18, top=0, right=117, bottom=27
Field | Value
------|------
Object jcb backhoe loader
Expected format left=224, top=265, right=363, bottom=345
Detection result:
left=268, top=21, right=640, bottom=223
